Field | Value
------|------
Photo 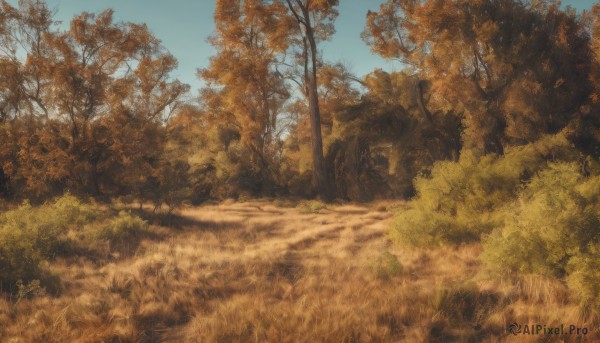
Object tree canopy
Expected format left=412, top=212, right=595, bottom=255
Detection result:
left=0, top=0, right=598, bottom=204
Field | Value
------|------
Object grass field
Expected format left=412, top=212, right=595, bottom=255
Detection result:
left=0, top=200, right=597, bottom=342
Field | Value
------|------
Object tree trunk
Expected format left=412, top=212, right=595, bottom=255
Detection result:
left=302, top=4, right=333, bottom=202
left=307, top=74, right=331, bottom=201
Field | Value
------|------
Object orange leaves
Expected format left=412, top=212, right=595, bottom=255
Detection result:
left=363, top=0, right=594, bottom=154
left=0, top=1, right=187, bottom=199
left=362, top=0, right=416, bottom=60
left=204, top=0, right=291, bottom=152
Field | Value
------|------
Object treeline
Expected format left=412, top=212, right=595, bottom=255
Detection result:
left=0, top=0, right=599, bottom=207
left=0, top=0, right=188, bottom=205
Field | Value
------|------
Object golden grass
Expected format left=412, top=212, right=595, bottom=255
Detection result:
left=0, top=200, right=597, bottom=342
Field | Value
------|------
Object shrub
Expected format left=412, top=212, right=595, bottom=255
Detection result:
left=297, top=200, right=327, bottom=214
left=566, top=246, right=600, bottom=310
left=482, top=162, right=600, bottom=307
left=92, top=211, right=148, bottom=253
left=390, top=132, right=600, bottom=308
left=371, top=251, right=403, bottom=279
left=50, top=194, right=96, bottom=226
left=0, top=194, right=96, bottom=292
left=391, top=134, right=579, bottom=246
left=482, top=163, right=599, bottom=275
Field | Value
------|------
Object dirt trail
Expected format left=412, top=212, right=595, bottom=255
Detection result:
left=174, top=201, right=394, bottom=266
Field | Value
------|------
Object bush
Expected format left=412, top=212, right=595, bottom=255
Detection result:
left=566, top=247, right=600, bottom=310
left=92, top=211, right=148, bottom=253
left=371, top=251, right=403, bottom=279
left=391, top=134, right=579, bottom=246
left=390, top=133, right=600, bottom=308
left=0, top=194, right=95, bottom=292
left=482, top=163, right=600, bottom=306
left=297, top=200, right=327, bottom=214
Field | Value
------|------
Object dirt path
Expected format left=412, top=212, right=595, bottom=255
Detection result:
left=176, top=201, right=394, bottom=264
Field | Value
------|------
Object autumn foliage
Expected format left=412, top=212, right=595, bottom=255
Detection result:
left=0, top=0, right=188, bottom=203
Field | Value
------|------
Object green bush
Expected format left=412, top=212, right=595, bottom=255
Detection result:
left=50, top=194, right=96, bottom=226
left=91, top=211, right=148, bottom=254
left=371, top=251, right=403, bottom=279
left=390, top=134, right=579, bottom=246
left=565, top=246, right=600, bottom=310
left=297, top=200, right=327, bottom=214
left=0, top=194, right=96, bottom=292
left=390, top=132, right=600, bottom=307
left=482, top=163, right=600, bottom=306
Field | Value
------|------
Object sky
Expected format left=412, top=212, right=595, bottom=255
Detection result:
left=5, top=0, right=599, bottom=94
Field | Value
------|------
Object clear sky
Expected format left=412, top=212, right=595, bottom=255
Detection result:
left=5, top=0, right=598, bottom=94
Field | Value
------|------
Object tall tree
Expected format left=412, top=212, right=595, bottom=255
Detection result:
left=200, top=0, right=339, bottom=199
left=281, top=0, right=338, bottom=201
left=200, top=0, right=290, bottom=195
left=0, top=0, right=55, bottom=121
left=580, top=3, right=600, bottom=158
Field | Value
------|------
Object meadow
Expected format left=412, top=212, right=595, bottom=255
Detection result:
left=0, top=198, right=597, bottom=342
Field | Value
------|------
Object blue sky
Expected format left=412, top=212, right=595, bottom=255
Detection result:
left=6, top=0, right=598, bottom=93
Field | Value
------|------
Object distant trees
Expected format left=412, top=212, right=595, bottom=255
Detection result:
left=330, top=69, right=462, bottom=199
left=1, top=0, right=598, bottom=204
left=0, top=0, right=188, bottom=201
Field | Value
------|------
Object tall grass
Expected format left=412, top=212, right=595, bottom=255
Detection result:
left=0, top=197, right=597, bottom=341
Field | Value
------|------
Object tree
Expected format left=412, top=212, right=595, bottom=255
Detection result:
left=200, top=0, right=340, bottom=200
left=0, top=1, right=188, bottom=200
left=579, top=3, right=600, bottom=158
left=363, top=0, right=592, bottom=154
left=0, top=0, right=55, bottom=121
left=281, top=0, right=338, bottom=201
left=200, top=0, right=290, bottom=196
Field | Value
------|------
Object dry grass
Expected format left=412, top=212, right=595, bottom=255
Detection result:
left=0, top=200, right=597, bottom=342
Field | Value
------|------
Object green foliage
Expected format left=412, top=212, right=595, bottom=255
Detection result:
left=565, top=246, right=600, bottom=309
left=0, top=194, right=95, bottom=292
left=391, top=131, right=600, bottom=308
left=481, top=162, right=600, bottom=306
left=371, top=251, right=403, bottom=280
left=297, top=200, right=327, bottom=214
left=391, top=134, right=577, bottom=246
left=391, top=151, right=531, bottom=246
left=93, top=211, right=148, bottom=244
left=50, top=194, right=97, bottom=227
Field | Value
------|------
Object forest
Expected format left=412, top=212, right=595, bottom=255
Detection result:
left=0, top=0, right=599, bottom=341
